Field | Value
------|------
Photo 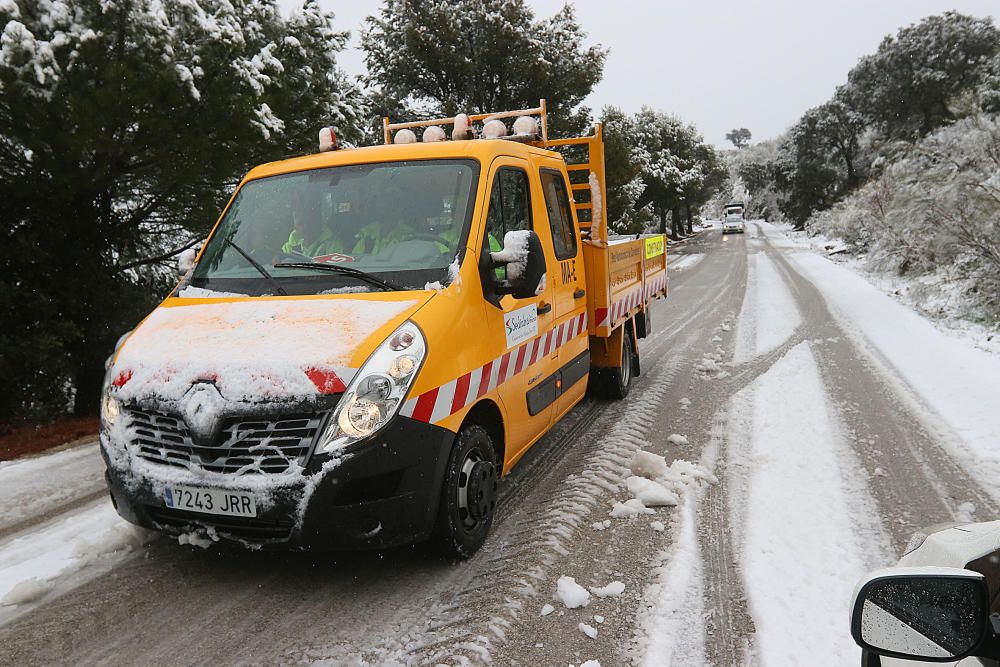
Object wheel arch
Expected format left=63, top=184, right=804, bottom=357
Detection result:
left=459, top=399, right=506, bottom=473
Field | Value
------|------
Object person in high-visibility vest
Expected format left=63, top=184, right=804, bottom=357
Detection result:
left=282, top=190, right=348, bottom=257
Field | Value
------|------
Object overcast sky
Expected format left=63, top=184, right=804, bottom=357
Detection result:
left=279, top=0, right=1000, bottom=146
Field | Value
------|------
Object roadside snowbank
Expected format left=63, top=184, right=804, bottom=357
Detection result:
left=0, top=442, right=104, bottom=534
left=0, top=502, right=148, bottom=614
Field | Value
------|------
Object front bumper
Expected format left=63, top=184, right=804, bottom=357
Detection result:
left=103, top=416, right=455, bottom=550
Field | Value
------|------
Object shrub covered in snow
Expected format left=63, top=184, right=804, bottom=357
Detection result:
left=808, top=113, right=1000, bottom=324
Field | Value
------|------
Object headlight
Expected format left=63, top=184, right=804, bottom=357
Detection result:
left=100, top=386, right=121, bottom=429
left=321, top=321, right=427, bottom=452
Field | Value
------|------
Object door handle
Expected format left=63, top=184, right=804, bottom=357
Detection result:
left=537, top=302, right=552, bottom=315
left=573, top=289, right=586, bottom=299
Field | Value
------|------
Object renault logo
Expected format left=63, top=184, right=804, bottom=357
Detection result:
left=180, top=382, right=226, bottom=443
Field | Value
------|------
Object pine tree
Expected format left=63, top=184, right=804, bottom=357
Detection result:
left=0, top=0, right=365, bottom=423
left=362, top=0, right=607, bottom=136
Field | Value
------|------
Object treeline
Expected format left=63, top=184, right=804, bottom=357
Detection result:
left=735, top=12, right=1000, bottom=323
left=0, top=0, right=725, bottom=425
left=735, top=12, right=1000, bottom=226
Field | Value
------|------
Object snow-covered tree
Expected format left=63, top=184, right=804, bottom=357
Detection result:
left=725, top=128, right=752, bottom=149
left=362, top=0, right=607, bottom=136
left=845, top=12, right=1000, bottom=139
left=808, top=113, right=1000, bottom=322
left=600, top=106, right=651, bottom=235
left=0, top=0, right=364, bottom=423
left=630, top=108, right=717, bottom=239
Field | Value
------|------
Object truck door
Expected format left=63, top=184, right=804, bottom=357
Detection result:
left=538, top=165, right=589, bottom=418
left=481, top=159, right=557, bottom=465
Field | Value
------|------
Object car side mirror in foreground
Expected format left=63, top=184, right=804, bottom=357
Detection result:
left=851, top=567, right=1000, bottom=662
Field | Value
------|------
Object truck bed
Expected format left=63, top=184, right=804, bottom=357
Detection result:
left=583, top=234, right=667, bottom=338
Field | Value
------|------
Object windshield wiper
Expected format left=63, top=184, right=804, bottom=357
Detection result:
left=272, top=262, right=404, bottom=292
left=225, top=239, right=289, bottom=296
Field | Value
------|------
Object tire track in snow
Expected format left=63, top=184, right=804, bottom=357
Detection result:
left=760, top=230, right=1000, bottom=550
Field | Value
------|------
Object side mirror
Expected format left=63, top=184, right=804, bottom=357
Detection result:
left=176, top=242, right=203, bottom=279
left=851, top=567, right=995, bottom=662
left=486, top=230, right=546, bottom=302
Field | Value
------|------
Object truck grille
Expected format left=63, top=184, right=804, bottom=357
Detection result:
left=129, top=409, right=325, bottom=474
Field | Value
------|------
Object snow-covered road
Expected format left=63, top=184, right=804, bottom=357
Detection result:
left=1, top=226, right=997, bottom=666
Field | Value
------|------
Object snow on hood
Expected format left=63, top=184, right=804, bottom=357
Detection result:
left=110, top=297, right=420, bottom=403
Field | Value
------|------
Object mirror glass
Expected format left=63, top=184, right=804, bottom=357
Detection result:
left=859, top=576, right=984, bottom=659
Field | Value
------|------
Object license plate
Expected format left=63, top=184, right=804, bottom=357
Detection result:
left=163, top=485, right=257, bottom=518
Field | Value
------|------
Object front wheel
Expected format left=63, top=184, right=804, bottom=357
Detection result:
left=433, top=424, right=499, bottom=559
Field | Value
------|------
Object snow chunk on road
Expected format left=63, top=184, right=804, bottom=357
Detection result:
left=556, top=575, right=591, bottom=608
left=579, top=622, right=598, bottom=639
left=590, top=580, right=625, bottom=598
left=581, top=661, right=601, bottom=667
left=651, top=521, right=665, bottom=532
left=667, top=434, right=689, bottom=446
left=695, top=357, right=721, bottom=373
left=594, top=615, right=605, bottom=624
left=540, top=603, right=555, bottom=616
left=2, top=578, right=48, bottom=606
left=626, top=476, right=680, bottom=507
left=630, top=450, right=669, bottom=479
left=611, top=499, right=655, bottom=517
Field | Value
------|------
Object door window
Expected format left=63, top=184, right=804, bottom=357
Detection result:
left=485, top=168, right=532, bottom=243
left=540, top=169, right=577, bottom=260
left=484, top=167, right=533, bottom=278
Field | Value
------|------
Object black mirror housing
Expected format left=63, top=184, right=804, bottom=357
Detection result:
left=851, top=568, right=998, bottom=663
left=508, top=231, right=545, bottom=299
left=481, top=230, right=546, bottom=305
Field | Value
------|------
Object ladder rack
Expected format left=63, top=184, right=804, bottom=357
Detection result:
left=382, top=99, right=608, bottom=245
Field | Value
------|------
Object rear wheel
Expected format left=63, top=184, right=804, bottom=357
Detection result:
left=597, top=328, right=634, bottom=400
left=433, top=424, right=499, bottom=559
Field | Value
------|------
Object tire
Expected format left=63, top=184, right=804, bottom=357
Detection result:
left=433, top=424, right=499, bottom=559
left=603, top=328, right=634, bottom=400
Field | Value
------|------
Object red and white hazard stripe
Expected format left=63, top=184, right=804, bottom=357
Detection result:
left=401, top=311, right=588, bottom=425
left=644, top=272, right=667, bottom=300
left=596, top=285, right=643, bottom=328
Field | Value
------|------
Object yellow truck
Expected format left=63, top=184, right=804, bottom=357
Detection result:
left=100, top=102, right=667, bottom=557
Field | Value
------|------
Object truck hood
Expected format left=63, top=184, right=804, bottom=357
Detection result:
left=108, top=295, right=426, bottom=405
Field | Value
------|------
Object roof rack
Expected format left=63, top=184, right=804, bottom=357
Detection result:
left=383, top=100, right=549, bottom=145
left=381, top=99, right=607, bottom=245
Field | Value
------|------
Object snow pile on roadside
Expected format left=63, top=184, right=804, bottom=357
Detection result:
left=0, top=443, right=104, bottom=535
left=783, top=238, right=1000, bottom=503
left=0, top=503, right=150, bottom=610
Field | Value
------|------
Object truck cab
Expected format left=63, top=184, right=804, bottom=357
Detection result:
left=100, top=102, right=667, bottom=558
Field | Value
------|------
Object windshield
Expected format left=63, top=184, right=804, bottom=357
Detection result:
left=188, top=159, right=479, bottom=295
